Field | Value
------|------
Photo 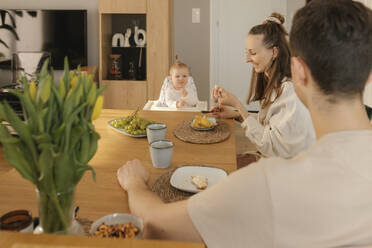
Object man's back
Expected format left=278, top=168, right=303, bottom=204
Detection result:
left=266, top=130, right=372, bottom=247
left=189, top=130, right=372, bottom=248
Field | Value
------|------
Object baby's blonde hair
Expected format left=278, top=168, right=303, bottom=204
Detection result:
left=169, top=61, right=189, bottom=75
left=169, top=55, right=189, bottom=75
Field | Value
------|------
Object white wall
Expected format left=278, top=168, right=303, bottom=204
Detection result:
left=210, top=0, right=287, bottom=110
left=174, top=0, right=210, bottom=102
left=210, top=0, right=312, bottom=110
left=286, top=0, right=305, bottom=31
left=0, top=0, right=98, bottom=66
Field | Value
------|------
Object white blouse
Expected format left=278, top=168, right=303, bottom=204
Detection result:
left=241, top=80, right=315, bottom=158
left=155, top=76, right=199, bottom=108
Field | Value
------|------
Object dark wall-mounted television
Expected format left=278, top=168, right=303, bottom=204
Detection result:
left=2, top=9, right=87, bottom=71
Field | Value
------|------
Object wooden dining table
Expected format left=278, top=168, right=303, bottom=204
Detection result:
left=0, top=109, right=237, bottom=247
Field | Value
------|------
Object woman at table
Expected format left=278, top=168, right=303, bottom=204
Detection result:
left=211, top=13, right=315, bottom=159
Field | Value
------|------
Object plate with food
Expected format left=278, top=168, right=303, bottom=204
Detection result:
left=90, top=213, right=143, bottom=239
left=170, top=166, right=227, bottom=193
left=108, top=110, right=154, bottom=138
left=190, top=115, right=218, bottom=131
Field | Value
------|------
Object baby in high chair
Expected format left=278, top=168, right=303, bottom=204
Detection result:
left=155, top=61, right=199, bottom=108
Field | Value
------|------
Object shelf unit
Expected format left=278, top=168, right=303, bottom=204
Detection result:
left=99, top=0, right=173, bottom=109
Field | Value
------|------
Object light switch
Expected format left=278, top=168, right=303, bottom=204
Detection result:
left=192, top=8, right=201, bottom=23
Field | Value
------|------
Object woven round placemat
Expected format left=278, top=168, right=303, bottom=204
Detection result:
left=173, top=120, right=230, bottom=144
left=150, top=167, right=194, bottom=203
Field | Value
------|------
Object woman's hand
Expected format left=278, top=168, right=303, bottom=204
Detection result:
left=117, top=159, right=150, bottom=191
left=210, top=104, right=241, bottom=119
left=211, top=86, right=240, bottom=108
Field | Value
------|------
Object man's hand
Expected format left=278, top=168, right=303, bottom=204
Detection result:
left=117, top=159, right=150, bottom=191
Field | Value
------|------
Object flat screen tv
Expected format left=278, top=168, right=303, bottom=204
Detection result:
left=0, top=9, right=87, bottom=80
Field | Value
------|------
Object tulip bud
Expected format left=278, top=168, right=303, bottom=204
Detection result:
left=86, top=83, right=97, bottom=106
left=58, top=77, right=66, bottom=98
left=75, top=83, right=83, bottom=105
left=86, top=74, right=93, bottom=90
left=70, top=76, right=78, bottom=89
left=66, top=88, right=73, bottom=99
left=38, top=75, right=51, bottom=104
left=29, top=81, right=37, bottom=101
left=92, top=96, right=104, bottom=120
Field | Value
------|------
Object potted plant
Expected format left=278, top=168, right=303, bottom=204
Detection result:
left=0, top=58, right=105, bottom=234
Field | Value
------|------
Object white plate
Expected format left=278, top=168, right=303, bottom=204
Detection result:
left=190, top=116, right=217, bottom=131
left=89, top=213, right=144, bottom=239
left=170, top=166, right=227, bottom=193
left=108, top=118, right=147, bottom=138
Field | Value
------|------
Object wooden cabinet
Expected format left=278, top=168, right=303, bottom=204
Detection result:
left=98, top=0, right=173, bottom=109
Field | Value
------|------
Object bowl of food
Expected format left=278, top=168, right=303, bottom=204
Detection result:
left=191, top=115, right=217, bottom=131
left=108, top=110, right=154, bottom=138
left=90, top=213, right=143, bottom=239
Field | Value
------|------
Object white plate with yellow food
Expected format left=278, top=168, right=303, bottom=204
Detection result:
left=190, top=115, right=218, bottom=131
left=170, top=166, right=227, bottom=193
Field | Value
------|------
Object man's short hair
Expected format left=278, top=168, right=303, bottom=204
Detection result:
left=290, top=0, right=372, bottom=97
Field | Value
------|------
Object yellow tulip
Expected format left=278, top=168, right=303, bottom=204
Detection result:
left=70, top=76, right=78, bottom=89
left=29, top=81, right=37, bottom=101
left=39, top=75, right=51, bottom=104
left=86, top=83, right=97, bottom=106
left=66, top=88, right=73, bottom=100
left=92, top=96, right=104, bottom=120
left=66, top=84, right=82, bottom=104
left=75, top=83, right=83, bottom=105
left=58, top=77, right=66, bottom=98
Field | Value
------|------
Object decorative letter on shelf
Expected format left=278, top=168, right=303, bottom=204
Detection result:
left=123, top=28, right=131, bottom=47
left=112, top=33, right=125, bottom=47
left=134, top=26, right=146, bottom=47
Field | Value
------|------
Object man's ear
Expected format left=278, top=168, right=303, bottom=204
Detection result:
left=291, top=56, right=307, bottom=87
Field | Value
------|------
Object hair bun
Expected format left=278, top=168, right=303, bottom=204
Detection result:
left=265, top=12, right=285, bottom=25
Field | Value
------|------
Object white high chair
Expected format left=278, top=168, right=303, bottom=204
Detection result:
left=143, top=100, right=208, bottom=112
left=143, top=76, right=208, bottom=112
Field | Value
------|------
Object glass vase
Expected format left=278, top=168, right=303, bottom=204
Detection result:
left=34, top=188, right=84, bottom=235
